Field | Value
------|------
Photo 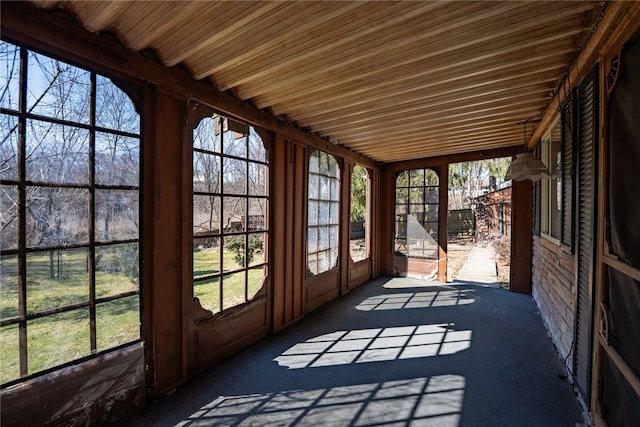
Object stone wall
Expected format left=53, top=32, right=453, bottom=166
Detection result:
left=531, top=235, right=576, bottom=370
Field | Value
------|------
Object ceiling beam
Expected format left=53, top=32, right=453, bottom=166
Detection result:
left=383, top=145, right=523, bottom=171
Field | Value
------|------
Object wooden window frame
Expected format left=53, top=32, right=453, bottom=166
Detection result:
left=394, top=168, right=439, bottom=258
left=307, top=149, right=340, bottom=276
left=349, top=164, right=370, bottom=264
left=0, top=39, right=142, bottom=386
left=191, top=113, right=269, bottom=317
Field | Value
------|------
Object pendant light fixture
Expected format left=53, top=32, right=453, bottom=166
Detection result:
left=505, top=120, right=549, bottom=182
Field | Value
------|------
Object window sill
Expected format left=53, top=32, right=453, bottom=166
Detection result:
left=539, top=233, right=572, bottom=255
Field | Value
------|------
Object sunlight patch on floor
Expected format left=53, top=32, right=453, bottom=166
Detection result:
left=357, top=289, right=475, bottom=311
left=177, top=375, right=465, bottom=427
left=274, top=323, right=471, bottom=370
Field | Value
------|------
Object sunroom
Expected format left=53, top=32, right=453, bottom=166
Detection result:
left=1, top=2, right=639, bottom=426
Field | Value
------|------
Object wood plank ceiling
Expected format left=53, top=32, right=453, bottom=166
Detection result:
left=29, top=0, right=605, bottom=163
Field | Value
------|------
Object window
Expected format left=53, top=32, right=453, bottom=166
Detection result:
left=0, top=41, right=141, bottom=385
left=540, top=118, right=563, bottom=241
left=350, top=165, right=369, bottom=263
left=395, top=169, right=439, bottom=258
left=307, top=149, right=340, bottom=276
left=192, top=114, right=268, bottom=317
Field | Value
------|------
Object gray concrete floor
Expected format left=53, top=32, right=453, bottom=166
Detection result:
left=119, top=273, right=584, bottom=427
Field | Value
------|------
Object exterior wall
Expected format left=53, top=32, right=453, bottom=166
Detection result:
left=531, top=236, right=576, bottom=368
left=474, top=187, right=511, bottom=238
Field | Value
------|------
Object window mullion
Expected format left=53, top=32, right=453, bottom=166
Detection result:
left=88, top=72, right=97, bottom=353
left=244, top=152, right=249, bottom=303
left=219, top=132, right=224, bottom=311
left=17, top=45, right=28, bottom=377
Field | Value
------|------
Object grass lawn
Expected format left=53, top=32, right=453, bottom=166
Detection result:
left=0, top=245, right=266, bottom=384
left=193, top=248, right=266, bottom=315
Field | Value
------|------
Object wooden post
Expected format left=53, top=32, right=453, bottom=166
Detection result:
left=438, top=165, right=448, bottom=282
left=510, top=178, right=533, bottom=293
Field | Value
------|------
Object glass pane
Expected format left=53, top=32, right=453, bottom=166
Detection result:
left=350, top=236, right=367, bottom=262
left=248, top=128, right=266, bottom=161
left=410, top=203, right=425, bottom=216
left=549, top=139, right=562, bottom=240
left=0, top=255, right=19, bottom=321
left=223, top=129, right=246, bottom=158
left=27, top=52, right=90, bottom=123
left=193, top=152, right=220, bottom=193
left=193, top=236, right=220, bottom=279
left=194, top=116, right=221, bottom=153
left=95, top=75, right=140, bottom=134
left=193, top=195, right=220, bottom=235
left=317, top=250, right=330, bottom=273
left=330, top=178, right=340, bottom=201
left=0, top=41, right=20, bottom=111
left=396, top=187, right=408, bottom=204
left=396, top=171, right=409, bottom=187
left=409, top=169, right=424, bottom=187
left=425, top=222, right=439, bottom=238
left=309, top=151, right=319, bottom=173
left=0, top=185, right=18, bottom=250
left=96, top=295, right=140, bottom=352
left=329, top=225, right=339, bottom=250
left=194, top=277, right=220, bottom=315
left=308, top=200, right=318, bottom=226
left=328, top=153, right=339, bottom=177
left=223, top=236, right=245, bottom=271
left=396, top=203, right=407, bottom=215
left=223, top=196, right=246, bottom=232
left=26, top=187, right=89, bottom=247
left=319, top=201, right=329, bottom=225
left=95, top=189, right=139, bottom=242
left=318, top=226, right=329, bottom=251
left=0, top=324, right=19, bottom=384
left=307, top=227, right=318, bottom=255
left=26, top=248, right=89, bottom=314
left=330, top=248, right=339, bottom=269
left=248, top=198, right=266, bottom=231
left=350, top=165, right=368, bottom=263
left=351, top=165, right=367, bottom=221
left=222, top=158, right=246, bottom=195
left=248, top=266, right=266, bottom=300
left=307, top=253, right=318, bottom=275
left=319, top=176, right=330, bottom=199
left=95, top=132, right=139, bottom=186
left=1, top=114, right=18, bottom=180
left=28, top=308, right=91, bottom=375
left=425, top=188, right=438, bottom=203
left=248, top=162, right=266, bottom=196
left=330, top=201, right=339, bottom=224
left=425, top=169, right=439, bottom=185
left=425, top=210, right=438, bottom=223
left=222, top=271, right=245, bottom=310
left=248, top=233, right=266, bottom=267
left=410, top=187, right=423, bottom=203
left=308, top=173, right=319, bottom=199
left=95, top=243, right=139, bottom=299
left=26, top=120, right=89, bottom=185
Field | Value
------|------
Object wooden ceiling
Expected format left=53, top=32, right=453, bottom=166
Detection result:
left=29, top=0, right=606, bottom=164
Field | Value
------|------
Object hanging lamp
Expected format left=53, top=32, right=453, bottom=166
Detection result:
left=505, top=121, right=550, bottom=182
left=505, top=152, right=550, bottom=181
